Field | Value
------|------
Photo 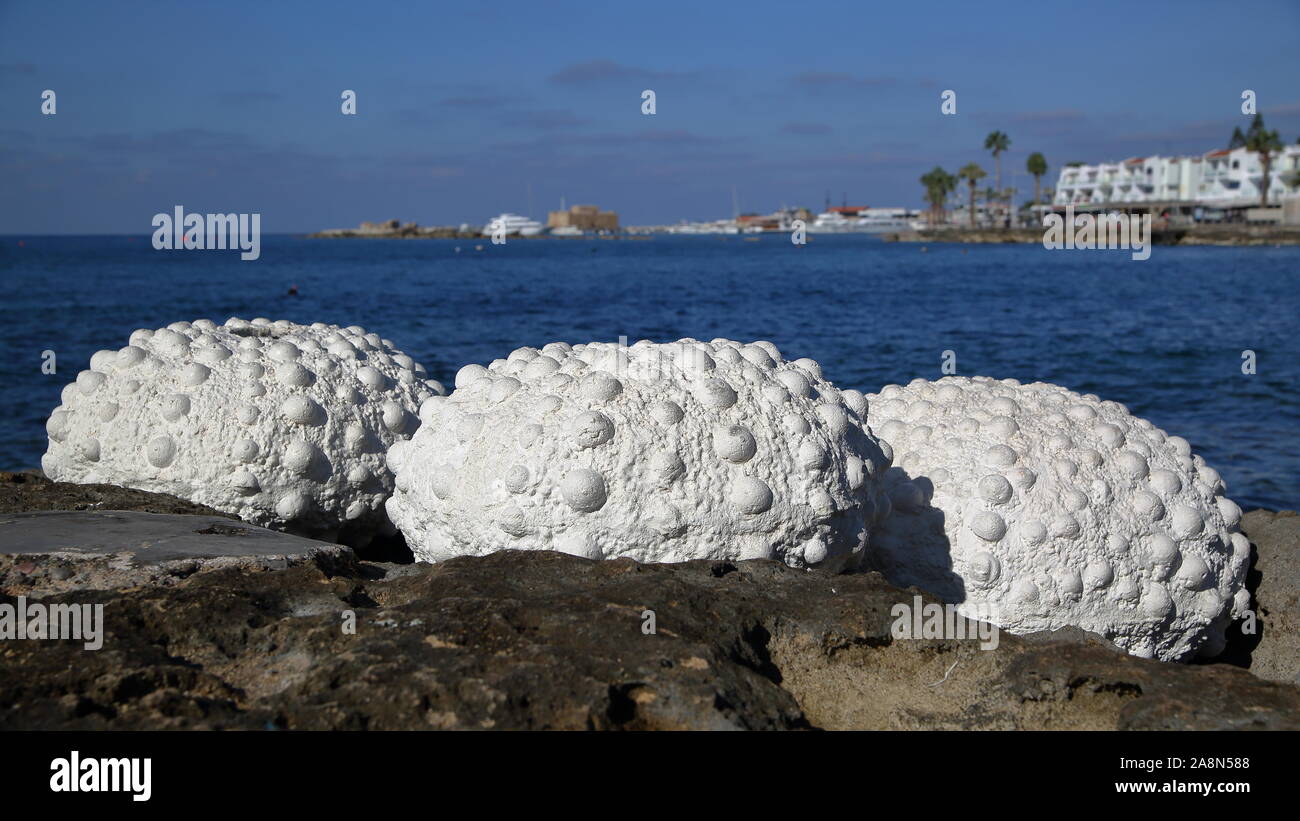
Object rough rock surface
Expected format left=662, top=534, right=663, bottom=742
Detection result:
left=3, top=546, right=1297, bottom=730
left=865, top=376, right=1249, bottom=662
left=1238, top=510, right=1300, bottom=684
left=0, top=470, right=230, bottom=518
left=389, top=339, right=891, bottom=571
left=41, top=317, right=443, bottom=543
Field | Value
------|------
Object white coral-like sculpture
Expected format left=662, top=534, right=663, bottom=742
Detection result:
left=42, top=317, right=443, bottom=540
left=865, top=376, right=1250, bottom=662
left=387, top=339, right=891, bottom=570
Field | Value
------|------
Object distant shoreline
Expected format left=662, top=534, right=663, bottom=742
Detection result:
left=884, top=226, right=1300, bottom=246
left=306, top=229, right=658, bottom=240
left=307, top=222, right=1300, bottom=245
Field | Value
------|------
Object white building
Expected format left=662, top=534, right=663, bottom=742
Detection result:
left=1053, top=144, right=1300, bottom=212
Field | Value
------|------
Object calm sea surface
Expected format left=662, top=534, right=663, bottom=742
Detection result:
left=1, top=234, right=1296, bottom=510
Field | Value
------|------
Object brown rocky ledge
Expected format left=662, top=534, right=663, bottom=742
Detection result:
left=1, top=473, right=1296, bottom=730
left=0, top=470, right=233, bottom=518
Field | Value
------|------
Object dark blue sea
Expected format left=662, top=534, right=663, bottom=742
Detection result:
left=1, top=234, right=1296, bottom=511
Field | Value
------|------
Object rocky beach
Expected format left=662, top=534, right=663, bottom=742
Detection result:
left=2, top=470, right=1295, bottom=730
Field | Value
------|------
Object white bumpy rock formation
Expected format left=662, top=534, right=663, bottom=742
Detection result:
left=42, top=318, right=443, bottom=541
left=865, top=376, right=1250, bottom=662
left=387, top=339, right=892, bottom=570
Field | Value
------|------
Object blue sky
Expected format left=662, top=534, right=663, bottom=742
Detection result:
left=2, top=0, right=1298, bottom=232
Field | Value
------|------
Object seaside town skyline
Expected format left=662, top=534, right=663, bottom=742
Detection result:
left=3, top=0, right=1299, bottom=233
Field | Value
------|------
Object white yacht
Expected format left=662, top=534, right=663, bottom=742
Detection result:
left=809, top=207, right=922, bottom=233
left=856, top=208, right=922, bottom=233
left=484, top=213, right=544, bottom=237
left=808, top=210, right=860, bottom=233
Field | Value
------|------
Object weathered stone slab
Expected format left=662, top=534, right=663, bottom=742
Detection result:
left=0, top=510, right=338, bottom=561
left=0, top=510, right=353, bottom=596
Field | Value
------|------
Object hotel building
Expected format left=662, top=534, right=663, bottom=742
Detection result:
left=1051, top=144, right=1300, bottom=223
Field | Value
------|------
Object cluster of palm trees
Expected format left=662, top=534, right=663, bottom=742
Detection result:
left=920, top=131, right=1050, bottom=228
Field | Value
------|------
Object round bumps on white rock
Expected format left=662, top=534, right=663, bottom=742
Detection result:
left=42, top=318, right=444, bottom=539
left=386, top=339, right=891, bottom=570
left=865, top=376, right=1250, bottom=662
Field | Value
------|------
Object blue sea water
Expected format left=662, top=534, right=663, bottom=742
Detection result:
left=0, top=234, right=1296, bottom=511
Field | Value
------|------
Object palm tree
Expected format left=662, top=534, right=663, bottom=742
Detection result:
left=1026, top=152, right=1048, bottom=209
left=1245, top=127, right=1284, bottom=206
left=940, top=171, right=958, bottom=223
left=920, top=167, right=956, bottom=226
left=958, top=162, right=986, bottom=227
left=984, top=131, right=1011, bottom=192
left=941, top=171, right=957, bottom=223
left=919, top=170, right=938, bottom=226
